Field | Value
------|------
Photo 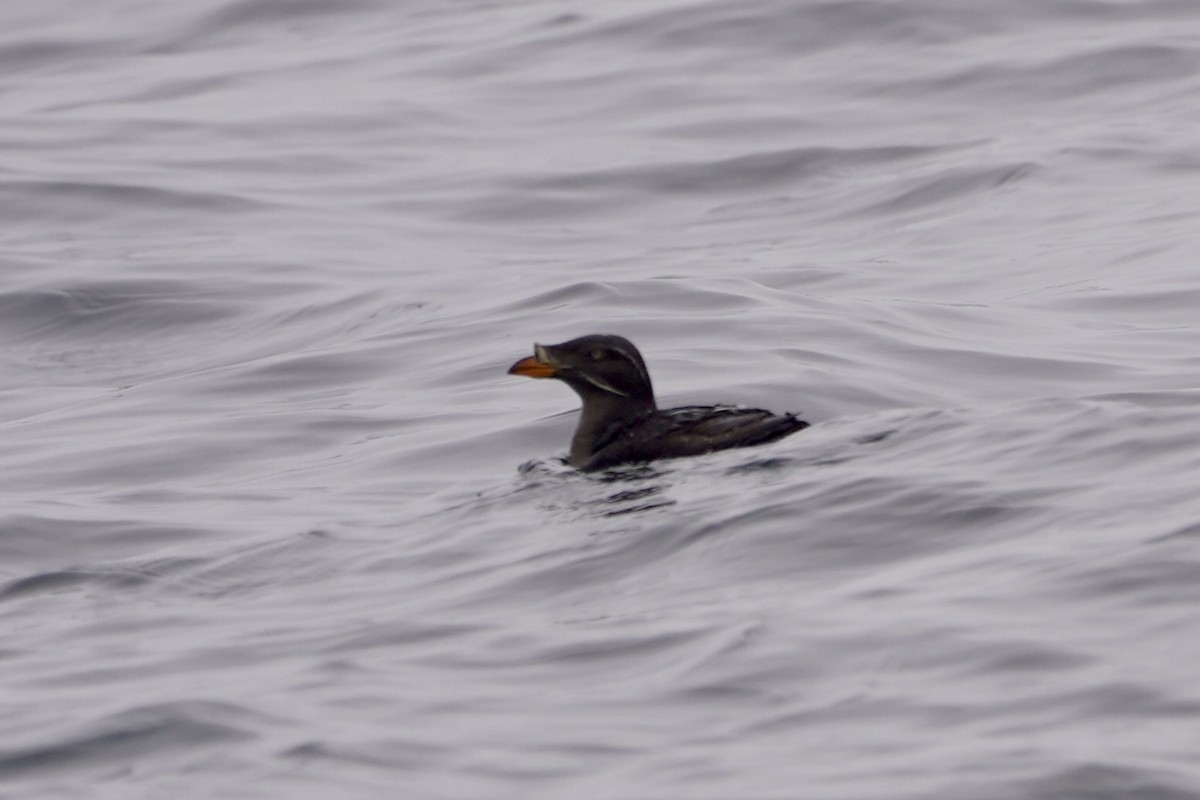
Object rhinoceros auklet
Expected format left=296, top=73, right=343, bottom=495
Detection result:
left=508, top=334, right=808, bottom=471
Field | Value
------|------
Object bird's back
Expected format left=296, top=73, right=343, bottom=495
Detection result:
left=584, top=405, right=808, bottom=471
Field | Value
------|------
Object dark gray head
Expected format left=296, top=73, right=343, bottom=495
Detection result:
left=508, top=334, right=656, bottom=407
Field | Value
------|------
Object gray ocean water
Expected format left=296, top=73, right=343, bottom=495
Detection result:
left=3, top=0, right=1200, bottom=797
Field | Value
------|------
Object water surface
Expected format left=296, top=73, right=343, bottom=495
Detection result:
left=3, top=0, right=1200, bottom=797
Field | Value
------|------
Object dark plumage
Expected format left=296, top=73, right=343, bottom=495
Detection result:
left=508, top=334, right=808, bottom=471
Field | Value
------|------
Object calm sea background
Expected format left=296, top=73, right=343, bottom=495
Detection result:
left=3, top=1, right=1200, bottom=798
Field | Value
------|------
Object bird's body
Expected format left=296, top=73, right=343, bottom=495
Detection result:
left=508, top=334, right=808, bottom=471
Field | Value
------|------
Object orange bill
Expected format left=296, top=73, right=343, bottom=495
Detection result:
left=508, top=354, right=557, bottom=378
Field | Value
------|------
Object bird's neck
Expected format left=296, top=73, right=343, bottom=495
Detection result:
left=570, top=392, right=655, bottom=467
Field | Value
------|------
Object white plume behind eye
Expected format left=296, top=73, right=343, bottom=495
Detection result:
left=608, top=342, right=651, bottom=391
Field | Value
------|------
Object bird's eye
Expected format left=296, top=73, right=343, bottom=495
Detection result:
left=589, top=349, right=606, bottom=361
